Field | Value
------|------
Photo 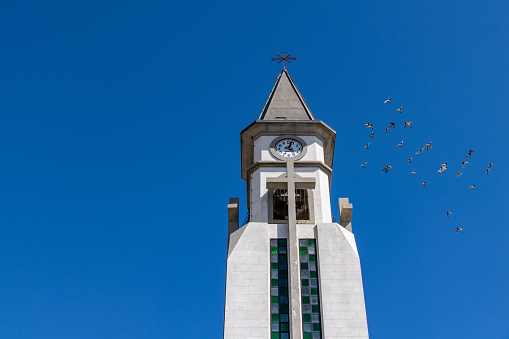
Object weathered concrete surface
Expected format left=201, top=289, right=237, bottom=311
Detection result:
left=316, top=223, right=369, bottom=338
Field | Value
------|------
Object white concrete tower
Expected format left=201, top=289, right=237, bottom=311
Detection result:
left=224, top=69, right=369, bottom=339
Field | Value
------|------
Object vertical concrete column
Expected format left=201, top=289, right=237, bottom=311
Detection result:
left=227, top=198, right=239, bottom=245
left=287, top=160, right=303, bottom=339
left=338, top=197, right=353, bottom=232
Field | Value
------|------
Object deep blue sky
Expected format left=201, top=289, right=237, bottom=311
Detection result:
left=1, top=1, right=508, bottom=338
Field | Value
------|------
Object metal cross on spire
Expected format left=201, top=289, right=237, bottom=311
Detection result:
left=271, top=51, right=297, bottom=69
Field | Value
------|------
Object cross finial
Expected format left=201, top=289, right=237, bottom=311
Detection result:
left=271, top=51, right=297, bottom=70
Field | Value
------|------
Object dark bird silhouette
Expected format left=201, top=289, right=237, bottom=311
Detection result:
left=415, top=148, right=424, bottom=155
left=422, top=181, right=427, bottom=187
left=465, top=150, right=475, bottom=158
left=468, top=184, right=476, bottom=190
left=488, top=163, right=494, bottom=168
left=363, top=143, right=370, bottom=150
left=397, top=141, right=403, bottom=147
left=385, top=123, right=395, bottom=133
left=396, top=107, right=402, bottom=113
left=408, top=158, right=413, bottom=163
left=457, top=172, right=462, bottom=178
left=486, top=168, right=491, bottom=175
left=456, top=227, right=463, bottom=233
left=410, top=170, right=416, bottom=175
left=447, top=211, right=453, bottom=217
left=382, top=165, right=393, bottom=173
left=370, top=132, right=375, bottom=139
left=360, top=162, right=367, bottom=168
left=462, top=161, right=468, bottom=167
left=404, top=121, right=412, bottom=128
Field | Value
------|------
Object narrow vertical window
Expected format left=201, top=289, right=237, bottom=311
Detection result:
left=299, top=239, right=322, bottom=339
left=295, top=189, right=309, bottom=221
left=272, top=189, right=310, bottom=222
left=270, top=239, right=289, bottom=339
left=273, top=189, right=289, bottom=221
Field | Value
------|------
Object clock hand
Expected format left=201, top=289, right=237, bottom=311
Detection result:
left=286, top=141, right=296, bottom=152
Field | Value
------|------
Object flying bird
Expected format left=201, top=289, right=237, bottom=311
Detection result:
left=404, top=121, right=412, bottom=128
left=363, top=122, right=370, bottom=127
left=456, top=227, right=463, bottom=233
left=465, top=150, right=475, bottom=158
left=408, top=158, right=413, bottom=163
left=384, top=97, right=391, bottom=103
left=360, top=162, right=367, bottom=168
left=447, top=211, right=453, bottom=217
left=370, top=132, right=375, bottom=139
left=424, top=142, right=432, bottom=151
left=396, top=107, right=402, bottom=113
left=457, top=172, right=462, bottom=177
left=488, top=163, right=494, bottom=168
left=385, top=123, right=395, bottom=132
left=415, top=148, right=424, bottom=155
left=382, top=165, right=393, bottom=173
left=468, top=184, right=476, bottom=190
left=410, top=170, right=416, bottom=175
left=486, top=168, right=491, bottom=175
left=363, top=143, right=370, bottom=150
left=422, top=181, right=427, bottom=187
left=462, top=161, right=468, bottom=167
left=397, top=141, right=403, bottom=147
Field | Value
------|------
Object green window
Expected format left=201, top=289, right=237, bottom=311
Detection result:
left=299, top=239, right=322, bottom=339
left=270, top=239, right=290, bottom=339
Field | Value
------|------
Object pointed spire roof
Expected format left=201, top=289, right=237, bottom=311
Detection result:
left=259, top=69, right=315, bottom=121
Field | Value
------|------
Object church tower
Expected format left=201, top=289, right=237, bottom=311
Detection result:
left=224, top=68, right=369, bottom=339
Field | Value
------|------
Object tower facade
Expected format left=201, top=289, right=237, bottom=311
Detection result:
left=224, top=69, right=369, bottom=339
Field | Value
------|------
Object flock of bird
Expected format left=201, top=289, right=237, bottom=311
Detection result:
left=360, top=97, right=495, bottom=233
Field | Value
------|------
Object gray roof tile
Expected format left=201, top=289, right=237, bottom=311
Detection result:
left=259, top=69, right=315, bottom=121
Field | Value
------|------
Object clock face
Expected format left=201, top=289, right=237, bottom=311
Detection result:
left=274, top=138, right=303, bottom=158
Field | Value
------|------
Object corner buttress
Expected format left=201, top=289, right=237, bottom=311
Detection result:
left=227, top=198, right=239, bottom=245
left=338, top=197, right=353, bottom=232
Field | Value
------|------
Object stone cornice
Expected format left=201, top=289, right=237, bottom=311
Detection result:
left=241, top=120, right=336, bottom=180
left=246, top=161, right=333, bottom=178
